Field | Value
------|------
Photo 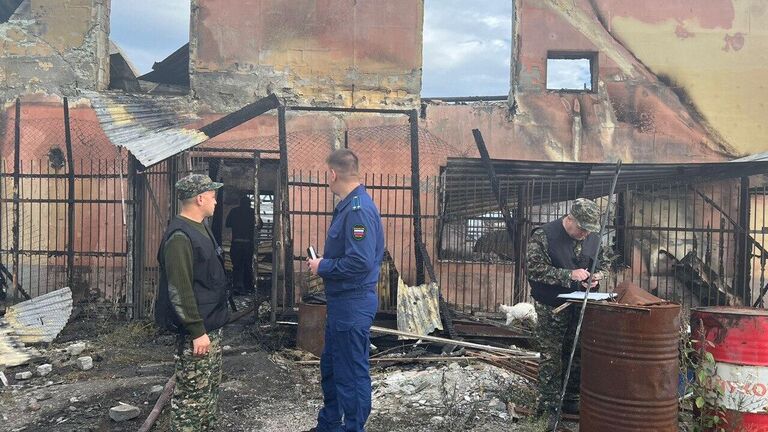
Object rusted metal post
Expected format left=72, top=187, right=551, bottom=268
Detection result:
left=63, top=98, right=76, bottom=290
left=513, top=184, right=528, bottom=304
left=272, top=106, right=288, bottom=323
left=12, top=98, right=21, bottom=303
left=252, top=151, right=261, bottom=321
left=278, top=106, right=294, bottom=309
left=736, top=177, right=751, bottom=305
left=409, top=110, right=425, bottom=285
left=126, top=152, right=144, bottom=319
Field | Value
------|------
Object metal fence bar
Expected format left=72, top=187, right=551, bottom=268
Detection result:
left=12, top=99, right=21, bottom=302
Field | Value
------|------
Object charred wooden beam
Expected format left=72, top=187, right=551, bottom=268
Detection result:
left=199, top=94, right=280, bottom=139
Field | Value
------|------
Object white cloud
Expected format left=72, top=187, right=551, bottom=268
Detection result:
left=422, top=0, right=512, bottom=96
left=109, top=0, right=514, bottom=95
left=110, top=0, right=191, bottom=74
left=546, top=59, right=592, bottom=91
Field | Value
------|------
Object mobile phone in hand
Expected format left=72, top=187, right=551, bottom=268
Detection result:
left=307, top=245, right=318, bottom=260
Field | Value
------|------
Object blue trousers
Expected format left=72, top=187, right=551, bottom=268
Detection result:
left=316, top=292, right=377, bottom=432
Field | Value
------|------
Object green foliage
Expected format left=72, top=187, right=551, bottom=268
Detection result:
left=680, top=319, right=727, bottom=432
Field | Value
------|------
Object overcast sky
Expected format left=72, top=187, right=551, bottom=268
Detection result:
left=110, top=0, right=514, bottom=97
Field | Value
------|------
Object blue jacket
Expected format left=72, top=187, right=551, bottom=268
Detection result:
left=318, top=184, right=384, bottom=299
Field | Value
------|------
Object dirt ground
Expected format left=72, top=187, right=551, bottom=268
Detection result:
left=0, top=312, right=577, bottom=432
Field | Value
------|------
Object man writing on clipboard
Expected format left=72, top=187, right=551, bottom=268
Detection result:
left=525, top=198, right=611, bottom=427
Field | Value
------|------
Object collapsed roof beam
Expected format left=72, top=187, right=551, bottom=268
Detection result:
left=199, top=93, right=281, bottom=139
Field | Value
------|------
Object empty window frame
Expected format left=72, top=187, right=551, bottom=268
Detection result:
left=546, top=52, right=597, bottom=92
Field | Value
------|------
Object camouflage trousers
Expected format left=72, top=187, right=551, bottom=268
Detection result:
left=172, top=328, right=223, bottom=432
left=534, top=302, right=581, bottom=415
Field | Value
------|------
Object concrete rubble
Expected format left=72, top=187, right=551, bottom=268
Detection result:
left=109, top=403, right=140, bottom=422
left=36, top=364, right=52, bottom=376
left=15, top=371, right=32, bottom=380
left=371, top=362, right=524, bottom=421
left=76, top=356, right=93, bottom=371
left=66, top=342, right=86, bottom=357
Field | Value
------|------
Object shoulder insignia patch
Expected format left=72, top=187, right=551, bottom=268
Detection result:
left=352, top=224, right=366, bottom=241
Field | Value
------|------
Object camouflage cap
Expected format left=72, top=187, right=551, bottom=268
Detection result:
left=175, top=174, right=223, bottom=200
left=570, top=198, right=601, bottom=232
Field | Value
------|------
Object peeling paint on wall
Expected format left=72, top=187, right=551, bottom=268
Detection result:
left=591, top=0, right=768, bottom=155
left=190, top=0, right=424, bottom=112
left=0, top=0, right=110, bottom=101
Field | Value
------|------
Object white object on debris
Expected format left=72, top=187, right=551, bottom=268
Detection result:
left=66, top=343, right=86, bottom=356
left=0, top=371, right=7, bottom=386
left=499, top=302, right=537, bottom=326
left=76, top=356, right=93, bottom=371
left=148, top=385, right=163, bottom=399
left=557, top=291, right=617, bottom=301
left=37, top=364, right=52, bottom=377
left=15, top=371, right=32, bottom=380
left=109, top=402, right=140, bottom=422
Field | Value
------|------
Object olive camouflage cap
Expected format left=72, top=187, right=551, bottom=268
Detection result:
left=175, top=174, right=223, bottom=200
left=569, top=198, right=601, bottom=232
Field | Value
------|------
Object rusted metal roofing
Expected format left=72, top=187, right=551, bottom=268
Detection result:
left=85, top=91, right=208, bottom=167
left=396, top=279, right=443, bottom=337
left=443, top=158, right=768, bottom=218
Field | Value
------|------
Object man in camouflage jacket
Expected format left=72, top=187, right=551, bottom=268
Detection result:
left=525, top=198, right=610, bottom=424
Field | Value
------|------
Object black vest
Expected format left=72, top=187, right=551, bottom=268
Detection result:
left=529, top=217, right=600, bottom=306
left=155, top=217, right=230, bottom=334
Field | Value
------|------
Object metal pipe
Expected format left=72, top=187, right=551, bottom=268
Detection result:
left=286, top=105, right=411, bottom=115
left=553, top=159, right=622, bottom=431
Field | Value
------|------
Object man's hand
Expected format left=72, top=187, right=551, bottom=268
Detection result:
left=192, top=333, right=211, bottom=357
left=570, top=268, right=590, bottom=282
left=307, top=258, right=322, bottom=276
left=580, top=271, right=603, bottom=289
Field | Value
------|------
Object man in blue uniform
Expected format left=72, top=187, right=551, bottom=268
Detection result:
left=306, top=149, right=384, bottom=432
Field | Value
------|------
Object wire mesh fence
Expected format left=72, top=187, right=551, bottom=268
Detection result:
left=0, top=100, right=130, bottom=315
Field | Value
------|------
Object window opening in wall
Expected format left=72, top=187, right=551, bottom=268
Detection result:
left=546, top=52, right=597, bottom=92
left=109, top=0, right=191, bottom=94
left=421, top=0, right=513, bottom=97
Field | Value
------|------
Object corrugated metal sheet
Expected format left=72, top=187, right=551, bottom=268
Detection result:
left=3, top=287, right=72, bottom=343
left=85, top=91, right=208, bottom=167
left=396, top=279, right=443, bottom=337
left=443, top=158, right=768, bottom=218
left=0, top=287, right=70, bottom=367
left=0, top=327, right=38, bottom=368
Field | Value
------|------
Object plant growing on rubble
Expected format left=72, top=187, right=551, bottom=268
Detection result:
left=680, top=320, right=727, bottom=432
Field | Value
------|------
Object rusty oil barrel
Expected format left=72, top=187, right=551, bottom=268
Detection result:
left=691, top=307, right=768, bottom=431
left=581, top=302, right=681, bottom=431
left=297, top=302, right=327, bottom=357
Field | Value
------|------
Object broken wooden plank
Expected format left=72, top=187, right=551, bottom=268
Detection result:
left=137, top=375, right=176, bottom=432
left=296, top=356, right=484, bottom=365
left=369, top=325, right=538, bottom=358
